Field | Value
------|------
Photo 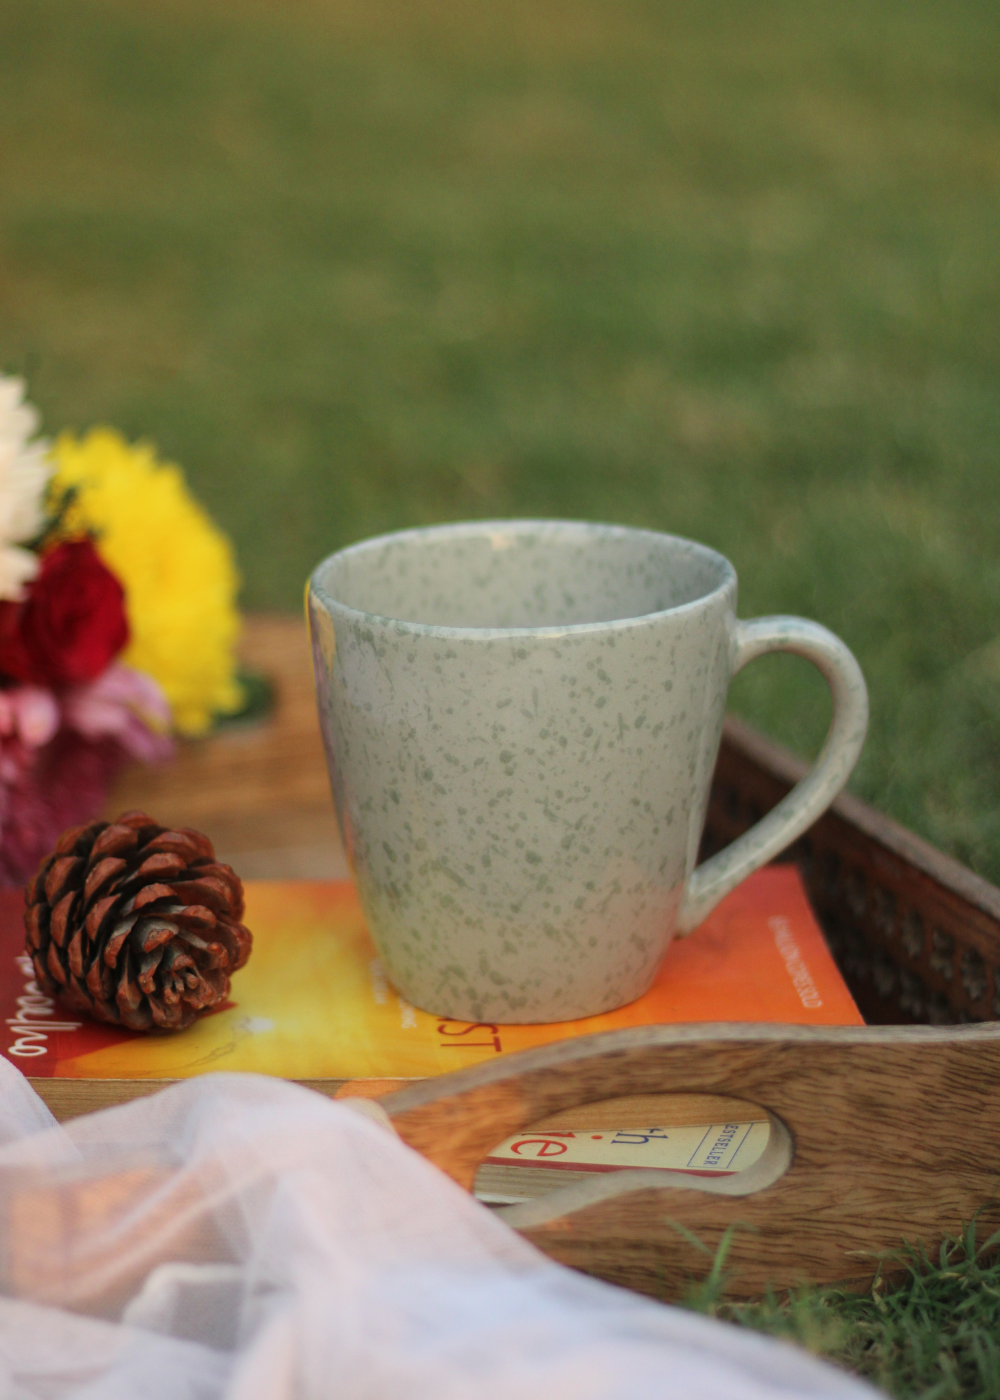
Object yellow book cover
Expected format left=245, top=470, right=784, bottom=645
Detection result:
left=0, top=864, right=861, bottom=1087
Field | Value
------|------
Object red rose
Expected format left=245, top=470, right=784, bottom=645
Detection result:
left=0, top=540, right=130, bottom=686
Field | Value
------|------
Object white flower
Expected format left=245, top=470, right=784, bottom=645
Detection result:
left=0, top=375, right=51, bottom=601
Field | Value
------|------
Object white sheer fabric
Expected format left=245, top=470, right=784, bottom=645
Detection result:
left=0, top=1060, right=877, bottom=1399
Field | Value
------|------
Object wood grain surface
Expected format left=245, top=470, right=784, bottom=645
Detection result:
left=27, top=1077, right=356, bottom=1120
left=102, top=615, right=349, bottom=879
left=382, top=1021, right=1000, bottom=1298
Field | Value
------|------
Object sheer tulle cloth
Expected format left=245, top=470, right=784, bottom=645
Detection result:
left=0, top=1061, right=875, bottom=1400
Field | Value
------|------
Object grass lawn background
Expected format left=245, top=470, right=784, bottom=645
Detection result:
left=2, top=3, right=1000, bottom=1391
left=2, top=0, right=999, bottom=881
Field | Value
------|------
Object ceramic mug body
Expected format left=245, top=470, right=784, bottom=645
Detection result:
left=308, top=521, right=867, bottom=1023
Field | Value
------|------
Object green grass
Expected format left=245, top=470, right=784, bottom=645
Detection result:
left=1, top=0, right=999, bottom=883
left=684, top=1221, right=1000, bottom=1400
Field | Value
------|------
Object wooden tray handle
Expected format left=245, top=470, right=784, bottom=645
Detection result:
left=382, top=1022, right=1000, bottom=1297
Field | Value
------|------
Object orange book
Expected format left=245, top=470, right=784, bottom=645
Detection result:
left=0, top=865, right=860, bottom=1117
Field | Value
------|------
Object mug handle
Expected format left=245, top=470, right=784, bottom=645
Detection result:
left=677, top=616, right=869, bottom=934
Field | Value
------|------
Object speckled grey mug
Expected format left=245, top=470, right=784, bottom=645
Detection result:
left=308, top=521, right=868, bottom=1023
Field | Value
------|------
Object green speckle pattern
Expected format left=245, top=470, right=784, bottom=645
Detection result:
left=309, top=521, right=866, bottom=1022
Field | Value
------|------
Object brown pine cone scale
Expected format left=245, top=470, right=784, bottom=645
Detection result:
left=25, top=811, right=252, bottom=1032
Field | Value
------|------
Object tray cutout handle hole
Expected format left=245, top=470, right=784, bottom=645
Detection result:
left=473, top=1093, right=792, bottom=1213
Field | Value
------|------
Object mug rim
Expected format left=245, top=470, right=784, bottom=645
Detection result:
left=309, top=518, right=737, bottom=639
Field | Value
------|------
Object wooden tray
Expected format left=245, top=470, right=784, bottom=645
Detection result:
left=102, top=617, right=1000, bottom=1299
left=707, top=714, right=1000, bottom=1028
left=381, top=1020, right=1000, bottom=1299
left=375, top=716, right=1000, bottom=1299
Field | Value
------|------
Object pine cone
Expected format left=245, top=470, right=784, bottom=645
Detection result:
left=24, top=811, right=251, bottom=1032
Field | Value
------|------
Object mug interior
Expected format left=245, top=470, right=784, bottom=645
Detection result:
left=312, top=521, right=733, bottom=630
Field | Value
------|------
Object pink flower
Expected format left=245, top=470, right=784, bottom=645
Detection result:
left=0, top=665, right=175, bottom=887
left=0, top=729, right=127, bottom=887
left=0, top=685, right=60, bottom=748
left=61, top=663, right=174, bottom=764
left=0, top=737, right=31, bottom=788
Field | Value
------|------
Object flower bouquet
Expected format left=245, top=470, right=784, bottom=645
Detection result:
left=0, top=375, right=244, bottom=886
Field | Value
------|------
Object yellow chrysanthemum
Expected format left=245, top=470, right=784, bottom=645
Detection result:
left=50, top=428, right=243, bottom=737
